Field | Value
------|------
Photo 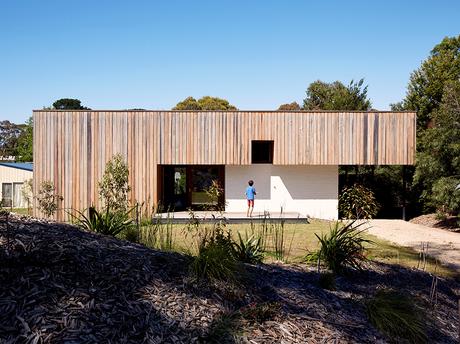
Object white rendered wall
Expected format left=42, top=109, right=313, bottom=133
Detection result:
left=225, top=165, right=338, bottom=220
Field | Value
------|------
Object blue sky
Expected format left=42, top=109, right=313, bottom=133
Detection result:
left=1, top=1, right=459, bottom=122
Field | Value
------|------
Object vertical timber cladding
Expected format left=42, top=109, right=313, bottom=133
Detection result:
left=32, top=110, right=416, bottom=220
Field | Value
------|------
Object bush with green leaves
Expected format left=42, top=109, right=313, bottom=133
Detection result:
left=98, top=154, right=131, bottom=213
left=430, top=176, right=460, bottom=216
left=36, top=181, right=63, bottom=218
left=232, top=232, right=264, bottom=264
left=73, top=206, right=134, bottom=237
left=307, top=220, right=370, bottom=274
left=365, top=289, right=427, bottom=343
left=339, top=183, right=379, bottom=219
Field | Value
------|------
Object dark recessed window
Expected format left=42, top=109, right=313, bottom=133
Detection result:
left=251, top=140, right=274, bottom=164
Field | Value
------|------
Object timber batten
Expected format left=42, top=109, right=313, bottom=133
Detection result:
left=33, top=110, right=416, bottom=220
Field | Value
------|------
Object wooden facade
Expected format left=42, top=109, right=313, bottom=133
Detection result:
left=33, top=110, right=416, bottom=219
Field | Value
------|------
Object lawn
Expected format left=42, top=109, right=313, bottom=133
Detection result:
left=137, top=218, right=458, bottom=278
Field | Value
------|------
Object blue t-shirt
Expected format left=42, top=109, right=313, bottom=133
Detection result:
left=246, top=186, right=256, bottom=200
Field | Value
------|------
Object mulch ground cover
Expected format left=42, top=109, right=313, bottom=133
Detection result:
left=1, top=214, right=459, bottom=343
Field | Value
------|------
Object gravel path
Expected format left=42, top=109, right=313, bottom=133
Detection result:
left=365, top=220, right=460, bottom=271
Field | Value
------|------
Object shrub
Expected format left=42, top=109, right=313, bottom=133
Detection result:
left=204, top=179, right=225, bottom=211
left=318, top=272, right=336, bottom=290
left=339, top=183, right=379, bottom=219
left=124, top=226, right=139, bottom=243
left=36, top=181, right=63, bottom=218
left=73, top=206, right=133, bottom=237
left=308, top=220, right=370, bottom=274
left=98, top=154, right=131, bottom=213
left=232, top=232, right=264, bottom=264
left=430, top=177, right=460, bottom=216
left=365, top=289, right=427, bottom=343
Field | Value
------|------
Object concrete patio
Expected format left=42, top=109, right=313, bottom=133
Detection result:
left=154, top=211, right=310, bottom=224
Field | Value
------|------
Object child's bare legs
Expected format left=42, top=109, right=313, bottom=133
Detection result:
left=247, top=200, right=254, bottom=217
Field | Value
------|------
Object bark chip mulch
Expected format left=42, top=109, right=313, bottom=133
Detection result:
left=1, top=214, right=459, bottom=343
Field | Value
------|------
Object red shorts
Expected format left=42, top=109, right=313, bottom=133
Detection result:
left=247, top=199, right=254, bottom=207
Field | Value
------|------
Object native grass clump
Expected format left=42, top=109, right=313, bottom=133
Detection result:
left=73, top=206, right=134, bottom=236
left=307, top=220, right=370, bottom=274
left=365, top=289, right=427, bottom=343
left=339, top=183, right=379, bottom=219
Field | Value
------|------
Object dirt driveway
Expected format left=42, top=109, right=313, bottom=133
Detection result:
left=364, top=220, right=460, bottom=272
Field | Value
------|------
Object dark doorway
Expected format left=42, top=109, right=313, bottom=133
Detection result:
left=160, top=165, right=225, bottom=211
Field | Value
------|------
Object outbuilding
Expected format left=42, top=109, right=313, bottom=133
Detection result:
left=0, top=162, right=33, bottom=209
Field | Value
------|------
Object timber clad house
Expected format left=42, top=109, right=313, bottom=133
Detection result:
left=33, top=110, right=416, bottom=220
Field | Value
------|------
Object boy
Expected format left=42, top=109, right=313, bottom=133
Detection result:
left=245, top=180, right=256, bottom=217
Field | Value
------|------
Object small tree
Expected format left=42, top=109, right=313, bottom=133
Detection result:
left=21, top=178, right=33, bottom=214
left=339, top=183, right=379, bottom=219
left=98, top=154, right=131, bottom=213
left=36, top=181, right=63, bottom=218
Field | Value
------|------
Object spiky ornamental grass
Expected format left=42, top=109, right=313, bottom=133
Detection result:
left=232, top=232, right=264, bottom=264
left=365, top=289, right=427, bottom=343
left=308, top=220, right=371, bottom=274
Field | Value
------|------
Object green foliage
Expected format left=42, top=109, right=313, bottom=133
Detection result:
left=303, top=79, right=371, bottom=111
left=414, top=81, right=460, bottom=212
left=204, top=180, right=224, bottom=210
left=403, top=35, right=460, bottom=129
left=191, top=240, right=239, bottom=282
left=36, top=181, right=63, bottom=218
left=318, top=272, right=336, bottom=290
left=430, top=177, right=460, bottom=215
left=52, top=98, right=91, bottom=110
left=232, top=232, right=264, bottom=264
left=0, top=120, right=24, bottom=158
left=339, top=183, right=379, bottom=219
left=277, top=102, right=301, bottom=110
left=173, top=96, right=237, bottom=110
left=309, top=221, right=370, bottom=274
left=190, top=225, right=239, bottom=282
left=140, top=214, right=175, bottom=251
left=73, top=206, right=133, bottom=236
left=98, top=154, right=131, bottom=213
left=15, top=117, right=33, bottom=162
left=365, top=289, right=427, bottom=343
left=124, top=226, right=139, bottom=243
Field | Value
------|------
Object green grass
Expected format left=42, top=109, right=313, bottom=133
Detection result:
left=1, top=207, right=31, bottom=216
left=136, top=219, right=458, bottom=278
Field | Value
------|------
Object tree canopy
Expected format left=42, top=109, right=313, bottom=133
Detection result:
left=0, top=120, right=24, bottom=158
left=173, top=96, right=237, bottom=110
left=278, top=102, right=301, bottom=111
left=15, top=117, right=33, bottom=162
left=52, top=98, right=91, bottom=110
left=303, top=79, right=371, bottom=111
left=402, top=35, right=460, bottom=129
left=413, top=80, right=460, bottom=213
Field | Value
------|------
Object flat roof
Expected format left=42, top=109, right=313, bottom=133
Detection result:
left=0, top=162, right=33, bottom=172
left=33, top=109, right=416, bottom=113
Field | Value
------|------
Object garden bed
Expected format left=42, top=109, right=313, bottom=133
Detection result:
left=0, top=215, right=459, bottom=343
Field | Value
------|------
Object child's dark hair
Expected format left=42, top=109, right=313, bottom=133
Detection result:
left=248, top=180, right=254, bottom=186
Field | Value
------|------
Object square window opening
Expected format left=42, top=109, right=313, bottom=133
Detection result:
left=251, top=140, right=274, bottom=164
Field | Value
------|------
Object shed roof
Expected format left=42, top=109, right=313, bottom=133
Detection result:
left=0, top=162, right=33, bottom=172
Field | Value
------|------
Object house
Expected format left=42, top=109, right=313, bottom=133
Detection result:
left=32, top=110, right=416, bottom=220
left=0, top=162, right=33, bottom=208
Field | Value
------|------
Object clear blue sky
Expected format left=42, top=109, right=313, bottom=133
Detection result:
left=1, top=1, right=459, bottom=122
